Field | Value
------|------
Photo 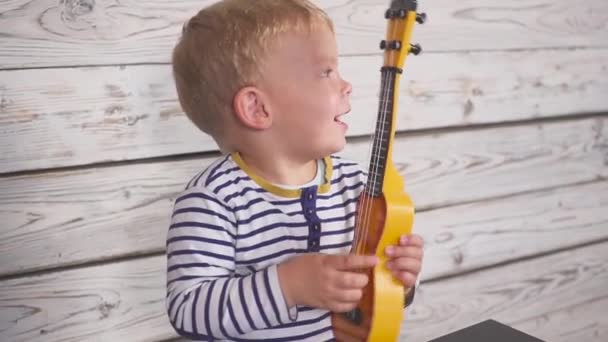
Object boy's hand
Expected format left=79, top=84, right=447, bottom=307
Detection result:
left=278, top=253, right=377, bottom=313
left=385, top=234, right=424, bottom=288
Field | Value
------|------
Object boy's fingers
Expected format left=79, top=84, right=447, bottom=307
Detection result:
left=385, top=246, right=423, bottom=259
left=393, top=271, right=418, bottom=288
left=327, top=254, right=378, bottom=270
left=388, top=258, right=422, bottom=274
left=335, top=272, right=369, bottom=289
left=333, top=288, right=364, bottom=303
left=330, top=301, right=359, bottom=313
left=401, top=234, right=424, bottom=247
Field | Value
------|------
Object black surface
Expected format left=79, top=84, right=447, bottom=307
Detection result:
left=429, top=319, right=545, bottom=342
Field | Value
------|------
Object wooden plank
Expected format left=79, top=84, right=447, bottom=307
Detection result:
left=2, top=48, right=607, bottom=173
left=1, top=238, right=606, bottom=341
left=1, top=117, right=606, bottom=277
left=410, top=180, right=608, bottom=280
left=0, top=255, right=175, bottom=342
left=401, top=241, right=608, bottom=342
left=1, top=0, right=607, bottom=69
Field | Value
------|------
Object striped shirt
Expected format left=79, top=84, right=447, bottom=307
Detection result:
left=166, top=152, right=367, bottom=341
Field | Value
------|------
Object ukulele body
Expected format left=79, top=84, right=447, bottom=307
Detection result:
left=331, top=162, right=414, bottom=342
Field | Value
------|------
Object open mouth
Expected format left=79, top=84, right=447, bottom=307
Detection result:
left=334, top=111, right=350, bottom=130
left=334, top=109, right=351, bottom=124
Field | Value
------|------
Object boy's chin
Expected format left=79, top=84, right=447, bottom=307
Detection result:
left=322, top=138, right=347, bottom=156
left=304, top=137, right=347, bottom=159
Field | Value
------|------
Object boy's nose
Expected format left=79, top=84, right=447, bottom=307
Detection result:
left=342, top=79, right=352, bottom=96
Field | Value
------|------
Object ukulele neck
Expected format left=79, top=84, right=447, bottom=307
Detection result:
left=365, top=67, right=400, bottom=197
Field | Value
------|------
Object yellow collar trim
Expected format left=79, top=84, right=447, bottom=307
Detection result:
left=231, top=152, right=333, bottom=198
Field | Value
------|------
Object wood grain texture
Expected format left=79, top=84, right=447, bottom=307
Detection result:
left=1, top=0, right=607, bottom=68
left=401, top=241, right=608, bottom=342
left=0, top=255, right=174, bottom=342
left=2, top=48, right=607, bottom=173
left=1, top=117, right=606, bottom=277
left=1, top=239, right=606, bottom=341
left=413, top=180, right=608, bottom=280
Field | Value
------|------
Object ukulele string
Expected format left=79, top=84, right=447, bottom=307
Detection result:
left=360, top=66, right=392, bottom=254
left=354, top=83, right=380, bottom=255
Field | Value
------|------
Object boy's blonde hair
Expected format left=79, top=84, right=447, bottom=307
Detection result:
left=172, top=0, right=334, bottom=148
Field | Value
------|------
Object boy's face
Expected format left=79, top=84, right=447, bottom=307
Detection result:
left=260, top=24, right=352, bottom=159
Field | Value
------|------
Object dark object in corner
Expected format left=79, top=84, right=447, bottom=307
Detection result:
left=404, top=286, right=416, bottom=308
left=429, top=319, right=545, bottom=342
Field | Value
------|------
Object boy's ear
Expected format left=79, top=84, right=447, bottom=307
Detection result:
left=233, top=86, right=272, bottom=130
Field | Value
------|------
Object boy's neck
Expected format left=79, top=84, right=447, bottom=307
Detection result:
left=236, top=151, right=318, bottom=187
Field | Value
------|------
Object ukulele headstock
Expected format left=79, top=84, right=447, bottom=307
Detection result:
left=381, top=0, right=426, bottom=72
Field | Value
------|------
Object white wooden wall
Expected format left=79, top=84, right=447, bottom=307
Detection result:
left=1, top=1, right=607, bottom=341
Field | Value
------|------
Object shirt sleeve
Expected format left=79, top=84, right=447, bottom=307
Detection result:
left=165, top=187, right=297, bottom=340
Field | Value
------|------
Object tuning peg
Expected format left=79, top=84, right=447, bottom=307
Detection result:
left=409, top=43, right=422, bottom=55
left=416, top=12, right=427, bottom=24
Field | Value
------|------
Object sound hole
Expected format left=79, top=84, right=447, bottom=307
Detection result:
left=342, top=308, right=363, bottom=325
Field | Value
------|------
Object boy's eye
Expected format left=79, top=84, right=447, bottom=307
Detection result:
left=322, top=68, right=333, bottom=77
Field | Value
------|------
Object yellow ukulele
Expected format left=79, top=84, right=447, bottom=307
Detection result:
left=331, top=1, right=426, bottom=341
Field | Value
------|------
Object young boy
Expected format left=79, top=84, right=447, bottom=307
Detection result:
left=166, top=0, right=424, bottom=340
